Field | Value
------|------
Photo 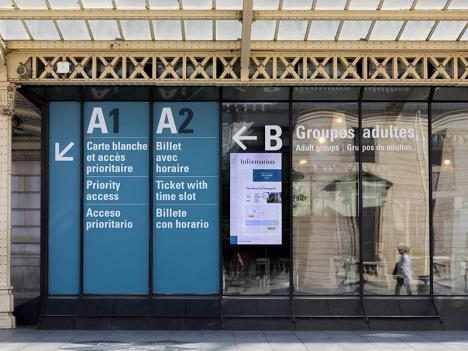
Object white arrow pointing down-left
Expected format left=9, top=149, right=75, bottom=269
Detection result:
left=55, top=142, right=75, bottom=162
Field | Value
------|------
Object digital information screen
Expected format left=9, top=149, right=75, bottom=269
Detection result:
left=230, top=153, right=282, bottom=245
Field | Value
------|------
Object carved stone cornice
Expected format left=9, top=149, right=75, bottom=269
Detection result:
left=0, top=83, right=16, bottom=117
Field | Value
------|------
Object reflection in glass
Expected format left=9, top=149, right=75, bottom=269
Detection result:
left=432, top=104, right=468, bottom=295
left=292, top=103, right=359, bottom=294
left=362, top=103, right=429, bottom=295
left=222, top=102, right=290, bottom=295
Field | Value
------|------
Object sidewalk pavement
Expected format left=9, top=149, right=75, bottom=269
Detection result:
left=0, top=328, right=467, bottom=351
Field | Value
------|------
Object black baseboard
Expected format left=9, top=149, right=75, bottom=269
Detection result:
left=36, top=296, right=468, bottom=330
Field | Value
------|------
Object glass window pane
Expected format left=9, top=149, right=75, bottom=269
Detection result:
left=88, top=20, right=121, bottom=40
left=282, top=0, right=312, bottom=9
left=154, top=20, right=182, bottom=40
left=48, top=0, right=80, bottom=8
left=450, top=0, right=468, bottom=9
left=399, top=21, right=436, bottom=41
left=362, top=103, right=429, bottom=296
left=222, top=102, right=290, bottom=295
left=277, top=20, right=308, bottom=40
left=81, top=0, right=113, bottom=8
left=116, top=0, right=146, bottom=8
left=339, top=21, right=372, bottom=41
left=415, top=0, right=447, bottom=9
left=121, top=20, right=152, bottom=40
left=217, top=0, right=242, bottom=9
left=183, top=0, right=211, bottom=9
left=251, top=20, right=276, bottom=40
left=430, top=21, right=466, bottom=41
left=0, top=0, right=12, bottom=8
left=363, top=87, right=431, bottom=101
left=57, top=20, right=90, bottom=40
left=253, top=0, right=280, bottom=9
left=26, top=20, right=60, bottom=40
left=348, top=0, right=380, bottom=9
left=315, top=0, right=346, bottom=9
left=153, top=87, right=219, bottom=101
left=222, top=87, right=290, bottom=101
left=15, top=0, right=46, bottom=9
left=293, top=102, right=359, bottom=294
left=369, top=21, right=404, bottom=41
left=308, top=20, right=340, bottom=41
left=381, top=0, right=413, bottom=9
left=150, top=0, right=179, bottom=9
left=216, top=20, right=242, bottom=40
left=0, top=20, right=29, bottom=40
left=185, top=20, right=213, bottom=40
left=292, top=87, right=361, bottom=101
left=433, top=87, right=468, bottom=101
left=432, top=103, right=468, bottom=295
left=462, top=29, right=468, bottom=41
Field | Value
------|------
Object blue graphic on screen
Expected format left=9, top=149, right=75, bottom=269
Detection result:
left=153, top=102, right=219, bottom=294
left=48, top=102, right=80, bottom=295
left=83, top=102, right=149, bottom=294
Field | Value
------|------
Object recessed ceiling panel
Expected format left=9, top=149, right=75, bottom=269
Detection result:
left=216, top=20, right=241, bottom=40
left=348, top=0, right=380, bottom=9
left=251, top=20, right=276, bottom=40
left=0, top=0, right=12, bottom=8
left=399, top=21, right=436, bottom=40
left=415, top=0, right=448, bottom=9
left=0, top=20, right=29, bottom=40
left=183, top=0, right=212, bottom=9
left=121, top=20, right=152, bottom=40
left=57, top=20, right=90, bottom=40
left=315, top=0, right=346, bottom=9
left=253, top=0, right=280, bottom=9
left=153, top=20, right=182, bottom=40
left=277, top=20, right=308, bottom=40
left=282, top=0, right=312, bottom=9
left=339, top=21, right=372, bottom=40
left=15, top=0, right=47, bottom=9
left=308, top=20, right=340, bottom=40
left=150, top=0, right=179, bottom=9
left=26, top=19, right=60, bottom=40
left=185, top=20, right=213, bottom=40
left=381, top=0, right=413, bottom=9
left=450, top=0, right=468, bottom=9
left=88, top=20, right=121, bottom=40
left=217, top=0, right=242, bottom=9
left=81, top=0, right=113, bottom=8
left=49, top=0, right=80, bottom=9
left=116, top=0, right=146, bottom=9
left=369, top=21, right=404, bottom=40
left=430, top=21, right=466, bottom=40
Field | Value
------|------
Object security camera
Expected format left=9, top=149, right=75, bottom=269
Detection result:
left=16, top=63, right=30, bottom=78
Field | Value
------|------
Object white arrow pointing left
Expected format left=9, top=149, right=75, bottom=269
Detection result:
left=55, top=142, right=75, bottom=162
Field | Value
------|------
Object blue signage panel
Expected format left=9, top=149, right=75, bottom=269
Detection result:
left=83, top=102, right=149, bottom=294
left=153, top=102, right=219, bottom=294
left=48, top=102, right=80, bottom=294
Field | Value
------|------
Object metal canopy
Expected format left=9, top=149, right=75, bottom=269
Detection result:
left=0, top=0, right=468, bottom=85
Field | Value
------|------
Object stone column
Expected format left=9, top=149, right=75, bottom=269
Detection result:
left=0, top=82, right=16, bottom=328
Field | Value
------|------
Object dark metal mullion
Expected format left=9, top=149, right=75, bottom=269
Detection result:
left=218, top=87, right=223, bottom=323
left=39, top=89, right=50, bottom=325
left=358, top=87, right=369, bottom=327
left=149, top=87, right=154, bottom=295
left=79, top=87, right=84, bottom=297
left=288, top=87, right=295, bottom=327
left=428, top=87, right=435, bottom=297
